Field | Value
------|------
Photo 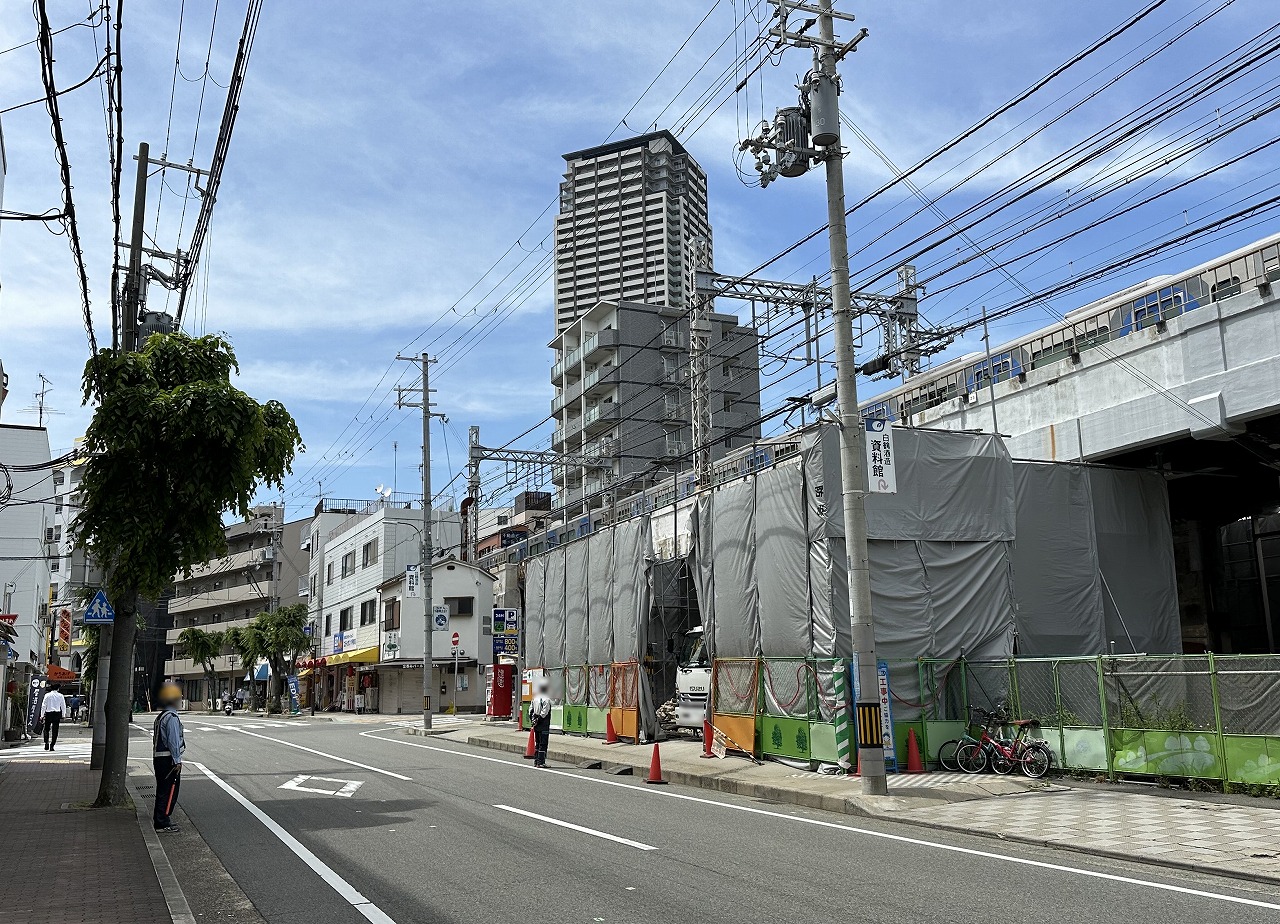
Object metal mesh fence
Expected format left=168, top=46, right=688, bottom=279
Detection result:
left=761, top=659, right=813, bottom=719
left=588, top=664, right=611, bottom=710
left=963, top=661, right=1012, bottom=717
left=813, top=660, right=845, bottom=724
left=609, top=661, right=639, bottom=710
left=1103, top=656, right=1216, bottom=732
left=1054, top=659, right=1104, bottom=726
left=565, top=665, right=588, bottom=707
left=1217, top=655, right=1280, bottom=735
left=712, top=659, right=760, bottom=716
left=1013, top=660, right=1057, bottom=724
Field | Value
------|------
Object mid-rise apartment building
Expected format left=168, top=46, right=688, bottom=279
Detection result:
left=554, top=131, right=712, bottom=336
left=550, top=299, right=761, bottom=517
left=164, top=505, right=310, bottom=703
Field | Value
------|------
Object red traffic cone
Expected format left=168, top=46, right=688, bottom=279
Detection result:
left=905, top=728, right=926, bottom=774
left=645, top=742, right=668, bottom=785
left=700, top=719, right=714, bottom=759
left=605, top=712, right=619, bottom=744
left=523, top=728, right=536, bottom=760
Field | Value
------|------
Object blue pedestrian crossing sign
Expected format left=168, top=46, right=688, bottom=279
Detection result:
left=83, top=590, right=116, bottom=624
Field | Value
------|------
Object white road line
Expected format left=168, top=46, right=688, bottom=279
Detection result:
left=225, top=727, right=410, bottom=781
left=191, top=762, right=396, bottom=924
left=358, top=730, right=1280, bottom=912
left=494, top=803, right=657, bottom=850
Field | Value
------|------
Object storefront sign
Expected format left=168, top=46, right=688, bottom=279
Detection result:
left=25, top=676, right=46, bottom=734
left=864, top=418, right=897, bottom=494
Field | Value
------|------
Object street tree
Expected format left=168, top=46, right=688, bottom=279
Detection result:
left=227, top=605, right=310, bottom=713
left=73, top=332, right=302, bottom=807
left=176, top=627, right=226, bottom=711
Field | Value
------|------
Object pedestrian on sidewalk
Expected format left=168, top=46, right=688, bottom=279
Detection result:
left=41, top=683, right=66, bottom=751
left=68, top=693, right=81, bottom=722
left=529, top=678, right=552, bottom=768
left=152, top=682, right=186, bottom=833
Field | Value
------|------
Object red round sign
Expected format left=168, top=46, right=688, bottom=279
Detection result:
left=451, top=632, right=460, bottom=647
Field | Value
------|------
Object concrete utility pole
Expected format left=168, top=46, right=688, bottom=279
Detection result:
left=741, top=0, right=887, bottom=795
left=92, top=140, right=150, bottom=770
left=397, top=354, right=438, bottom=730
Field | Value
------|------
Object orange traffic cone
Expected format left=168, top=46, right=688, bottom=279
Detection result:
left=605, top=712, right=619, bottom=744
left=700, top=719, right=714, bottom=759
left=905, top=728, right=926, bottom=774
left=523, top=728, right=536, bottom=760
left=645, top=742, right=668, bottom=784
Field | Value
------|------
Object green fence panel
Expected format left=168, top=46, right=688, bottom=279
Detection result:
left=923, top=720, right=966, bottom=764
left=1223, top=735, right=1280, bottom=785
left=562, top=704, right=588, bottom=735
left=1059, top=727, right=1108, bottom=771
left=760, top=715, right=813, bottom=762
left=809, top=722, right=839, bottom=763
left=893, top=720, right=924, bottom=766
left=551, top=704, right=564, bottom=732
left=1110, top=728, right=1223, bottom=779
left=520, top=702, right=531, bottom=728
left=586, top=706, right=609, bottom=736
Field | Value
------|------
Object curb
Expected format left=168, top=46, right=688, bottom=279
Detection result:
left=125, top=767, right=197, bottom=924
left=882, top=812, right=1280, bottom=888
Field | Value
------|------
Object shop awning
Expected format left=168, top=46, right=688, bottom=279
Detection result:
left=244, top=663, right=270, bottom=682
left=297, top=668, right=312, bottom=678
left=326, top=646, right=379, bottom=666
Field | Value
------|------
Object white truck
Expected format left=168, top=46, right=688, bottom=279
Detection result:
left=674, top=626, right=712, bottom=731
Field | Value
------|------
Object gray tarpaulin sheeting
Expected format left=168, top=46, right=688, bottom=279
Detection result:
left=524, top=556, right=545, bottom=668
left=1012, top=463, right=1106, bottom=655
left=756, top=463, right=812, bottom=657
left=612, top=519, right=649, bottom=663
left=710, top=479, right=760, bottom=658
left=586, top=529, right=614, bottom=665
left=692, top=497, right=716, bottom=658
left=543, top=547, right=566, bottom=669
left=864, top=427, right=1015, bottom=541
left=803, top=435, right=840, bottom=658
left=564, top=539, right=590, bottom=666
left=1087, top=467, right=1182, bottom=654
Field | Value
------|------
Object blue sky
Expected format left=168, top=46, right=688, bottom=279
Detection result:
left=1, top=1, right=1276, bottom=517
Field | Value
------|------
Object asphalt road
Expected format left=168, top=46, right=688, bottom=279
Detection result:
left=128, top=715, right=1280, bottom=924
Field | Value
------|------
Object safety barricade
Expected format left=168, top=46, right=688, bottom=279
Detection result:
left=811, top=659, right=852, bottom=769
left=759, top=658, right=815, bottom=765
left=587, top=664, right=612, bottom=736
left=563, top=664, right=589, bottom=736
left=710, top=658, right=760, bottom=757
left=608, top=660, right=641, bottom=744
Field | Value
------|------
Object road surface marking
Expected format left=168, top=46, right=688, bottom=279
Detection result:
left=280, top=775, right=364, bottom=798
left=494, top=804, right=656, bottom=851
left=227, top=727, right=411, bottom=780
left=191, top=763, right=396, bottom=924
left=359, top=730, right=1280, bottom=912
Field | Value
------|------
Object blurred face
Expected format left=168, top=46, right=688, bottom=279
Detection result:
left=534, top=678, right=549, bottom=697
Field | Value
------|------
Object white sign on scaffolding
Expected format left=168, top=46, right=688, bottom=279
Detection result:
left=864, top=418, right=897, bottom=494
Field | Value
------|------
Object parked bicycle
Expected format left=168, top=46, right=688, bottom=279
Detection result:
left=954, top=705, right=1052, bottom=778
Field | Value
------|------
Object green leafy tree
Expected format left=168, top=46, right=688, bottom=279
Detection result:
left=227, top=605, right=310, bottom=713
left=73, top=332, right=302, bottom=807
left=177, top=627, right=226, bottom=712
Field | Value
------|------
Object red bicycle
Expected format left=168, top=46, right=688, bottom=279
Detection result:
left=956, top=706, right=1052, bottom=778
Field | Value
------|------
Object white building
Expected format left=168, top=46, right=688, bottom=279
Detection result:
left=302, top=498, right=461, bottom=712
left=375, top=558, right=496, bottom=715
left=0, top=423, right=52, bottom=719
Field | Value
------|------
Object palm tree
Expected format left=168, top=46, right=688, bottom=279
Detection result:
left=177, top=627, right=225, bottom=712
left=227, top=606, right=310, bottom=713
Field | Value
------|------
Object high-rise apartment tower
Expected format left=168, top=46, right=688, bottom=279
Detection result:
left=554, top=130, right=712, bottom=337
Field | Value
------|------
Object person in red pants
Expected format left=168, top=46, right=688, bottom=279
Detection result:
left=152, top=682, right=186, bottom=832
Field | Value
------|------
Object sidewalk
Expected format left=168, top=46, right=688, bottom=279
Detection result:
left=0, top=725, right=171, bottom=924
left=440, top=722, right=1280, bottom=885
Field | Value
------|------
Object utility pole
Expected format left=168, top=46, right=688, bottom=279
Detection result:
left=466, top=426, right=481, bottom=563
left=980, top=306, right=1000, bottom=435
left=741, top=0, right=887, bottom=795
left=686, top=231, right=714, bottom=489
left=92, top=140, right=150, bottom=771
left=397, top=354, right=439, bottom=730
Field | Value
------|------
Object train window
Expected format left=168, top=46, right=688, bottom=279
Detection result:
left=1210, top=276, right=1241, bottom=302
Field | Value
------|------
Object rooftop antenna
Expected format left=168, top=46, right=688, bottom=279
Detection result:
left=20, top=373, right=62, bottom=427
